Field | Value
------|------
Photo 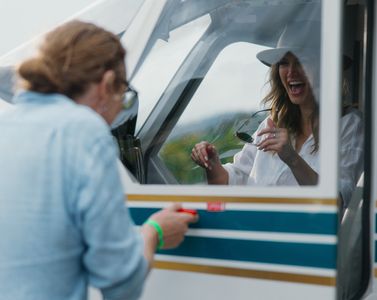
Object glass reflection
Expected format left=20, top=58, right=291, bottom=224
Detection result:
left=191, top=21, right=321, bottom=187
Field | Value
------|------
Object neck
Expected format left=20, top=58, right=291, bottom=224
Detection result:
left=74, top=84, right=100, bottom=110
left=300, top=93, right=316, bottom=116
left=299, top=102, right=316, bottom=136
left=300, top=106, right=313, bottom=120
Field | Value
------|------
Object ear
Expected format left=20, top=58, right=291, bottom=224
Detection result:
left=98, top=70, right=116, bottom=102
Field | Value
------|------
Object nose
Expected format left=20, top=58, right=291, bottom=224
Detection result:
left=287, top=61, right=300, bottom=76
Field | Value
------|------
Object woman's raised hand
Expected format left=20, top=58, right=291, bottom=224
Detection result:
left=191, top=141, right=220, bottom=170
left=256, top=118, right=296, bottom=163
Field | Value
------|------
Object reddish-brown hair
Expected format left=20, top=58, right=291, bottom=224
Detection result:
left=18, top=20, right=126, bottom=99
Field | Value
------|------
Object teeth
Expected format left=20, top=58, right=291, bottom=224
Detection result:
left=289, top=81, right=303, bottom=85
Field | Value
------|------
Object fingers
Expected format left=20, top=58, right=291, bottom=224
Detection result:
left=257, top=126, right=277, bottom=136
left=257, top=127, right=289, bottom=153
left=257, top=137, right=279, bottom=152
left=191, top=142, right=207, bottom=164
left=166, top=202, right=182, bottom=212
left=151, top=205, right=199, bottom=249
left=197, top=144, right=209, bottom=168
left=191, top=141, right=216, bottom=169
left=179, top=211, right=199, bottom=224
left=257, top=128, right=279, bottom=146
left=168, top=203, right=199, bottom=223
left=163, top=203, right=199, bottom=221
left=206, top=144, right=217, bottom=156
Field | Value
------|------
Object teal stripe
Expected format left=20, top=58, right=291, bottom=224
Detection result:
left=130, top=207, right=337, bottom=235
left=159, top=236, right=336, bottom=269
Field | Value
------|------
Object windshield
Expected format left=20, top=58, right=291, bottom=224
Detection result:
left=120, top=0, right=322, bottom=185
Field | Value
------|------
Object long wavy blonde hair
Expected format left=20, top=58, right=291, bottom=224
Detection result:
left=262, top=62, right=319, bottom=153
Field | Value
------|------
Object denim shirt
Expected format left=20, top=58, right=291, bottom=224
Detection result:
left=0, top=91, right=147, bottom=300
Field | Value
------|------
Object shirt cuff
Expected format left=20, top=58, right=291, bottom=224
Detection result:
left=102, top=254, right=148, bottom=300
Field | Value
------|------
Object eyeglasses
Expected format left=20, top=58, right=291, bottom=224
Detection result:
left=235, top=108, right=272, bottom=144
left=122, top=80, right=138, bottom=110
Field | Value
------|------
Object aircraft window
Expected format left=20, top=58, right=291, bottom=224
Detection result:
left=123, top=0, right=326, bottom=187
left=157, top=42, right=270, bottom=184
left=132, top=15, right=211, bottom=132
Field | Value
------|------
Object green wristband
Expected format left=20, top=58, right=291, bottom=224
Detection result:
left=145, top=219, right=164, bottom=250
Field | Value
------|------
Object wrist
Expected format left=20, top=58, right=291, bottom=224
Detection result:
left=283, top=151, right=300, bottom=168
left=141, top=223, right=158, bottom=246
left=144, top=219, right=164, bottom=250
left=206, top=165, right=228, bottom=184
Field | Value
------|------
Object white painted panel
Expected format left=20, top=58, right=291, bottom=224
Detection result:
left=141, top=270, right=335, bottom=300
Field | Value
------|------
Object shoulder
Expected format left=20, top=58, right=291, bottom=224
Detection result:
left=33, top=93, right=113, bottom=148
left=10, top=91, right=113, bottom=150
left=64, top=103, right=109, bottom=135
left=340, top=108, right=363, bottom=133
left=14, top=91, right=108, bottom=130
left=40, top=94, right=110, bottom=139
left=341, top=107, right=362, bottom=124
left=339, top=108, right=363, bottom=145
left=57, top=99, right=117, bottom=176
left=64, top=104, right=114, bottom=154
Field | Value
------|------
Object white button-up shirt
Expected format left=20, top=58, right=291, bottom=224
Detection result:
left=224, top=110, right=364, bottom=206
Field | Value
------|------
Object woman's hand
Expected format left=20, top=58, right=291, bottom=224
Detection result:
left=190, top=141, right=229, bottom=184
left=256, top=119, right=318, bottom=186
left=191, top=141, right=220, bottom=170
left=256, top=118, right=297, bottom=164
left=257, top=118, right=292, bottom=155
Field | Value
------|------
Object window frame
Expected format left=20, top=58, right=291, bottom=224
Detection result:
left=122, top=0, right=342, bottom=203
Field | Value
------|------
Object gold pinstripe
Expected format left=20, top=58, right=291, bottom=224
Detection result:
left=154, top=261, right=336, bottom=286
left=127, top=194, right=337, bottom=205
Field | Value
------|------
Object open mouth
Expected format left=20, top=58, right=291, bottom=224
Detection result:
left=288, top=81, right=305, bottom=96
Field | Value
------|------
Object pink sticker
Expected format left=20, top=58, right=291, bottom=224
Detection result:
left=207, top=202, right=226, bottom=212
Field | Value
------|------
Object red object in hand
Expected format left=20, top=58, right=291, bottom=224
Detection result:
left=178, top=208, right=198, bottom=215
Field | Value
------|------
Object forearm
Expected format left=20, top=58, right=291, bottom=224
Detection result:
left=206, top=164, right=229, bottom=184
left=284, top=153, right=318, bottom=185
left=140, top=224, right=158, bottom=270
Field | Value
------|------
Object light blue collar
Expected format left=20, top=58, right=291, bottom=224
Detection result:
left=13, top=90, right=75, bottom=105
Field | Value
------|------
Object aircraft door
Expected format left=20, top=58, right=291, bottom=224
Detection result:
left=116, top=1, right=358, bottom=299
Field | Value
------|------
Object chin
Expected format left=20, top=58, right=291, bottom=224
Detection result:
left=288, top=96, right=303, bottom=105
left=288, top=92, right=309, bottom=105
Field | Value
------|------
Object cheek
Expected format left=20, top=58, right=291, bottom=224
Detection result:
left=278, top=70, right=288, bottom=89
left=278, top=68, right=286, bottom=81
left=300, top=65, right=316, bottom=82
left=114, top=102, right=123, bottom=114
left=113, top=94, right=124, bottom=110
left=108, top=100, right=122, bottom=117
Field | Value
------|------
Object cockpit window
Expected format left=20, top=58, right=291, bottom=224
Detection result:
left=131, top=15, right=211, bottom=132
left=119, top=0, right=325, bottom=186
left=158, top=42, right=270, bottom=184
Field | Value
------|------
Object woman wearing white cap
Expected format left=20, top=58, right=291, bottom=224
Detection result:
left=191, top=21, right=363, bottom=207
